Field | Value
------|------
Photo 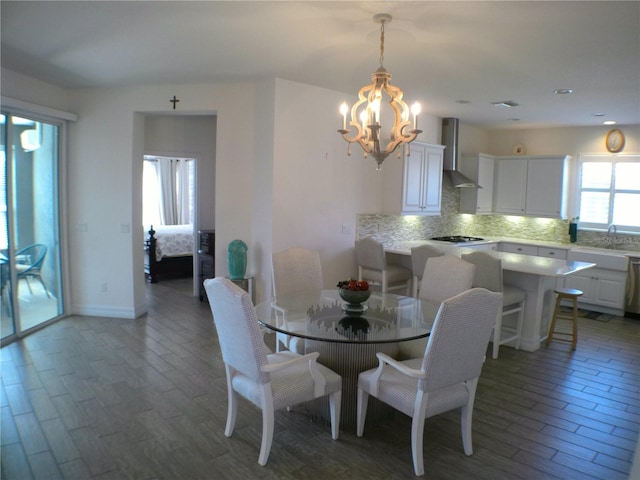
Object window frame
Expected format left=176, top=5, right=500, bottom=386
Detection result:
left=577, top=153, right=640, bottom=233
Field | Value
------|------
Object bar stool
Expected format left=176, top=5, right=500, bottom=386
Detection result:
left=546, top=288, right=583, bottom=350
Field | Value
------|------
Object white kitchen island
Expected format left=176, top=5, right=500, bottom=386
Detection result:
left=385, top=240, right=596, bottom=352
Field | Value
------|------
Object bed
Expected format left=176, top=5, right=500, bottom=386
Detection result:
left=144, top=224, right=194, bottom=283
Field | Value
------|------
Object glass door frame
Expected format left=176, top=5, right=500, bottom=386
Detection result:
left=1, top=102, right=72, bottom=345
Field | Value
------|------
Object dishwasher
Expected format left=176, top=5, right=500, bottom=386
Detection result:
left=626, top=255, right=640, bottom=319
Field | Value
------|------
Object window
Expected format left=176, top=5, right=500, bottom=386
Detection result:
left=577, top=154, right=640, bottom=232
left=142, top=156, right=195, bottom=227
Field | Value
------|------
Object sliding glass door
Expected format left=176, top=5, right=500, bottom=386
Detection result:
left=1, top=113, right=64, bottom=342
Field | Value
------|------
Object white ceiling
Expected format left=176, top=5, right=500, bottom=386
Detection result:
left=2, top=1, right=639, bottom=129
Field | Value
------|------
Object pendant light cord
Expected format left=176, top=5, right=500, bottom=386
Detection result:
left=379, top=21, right=385, bottom=67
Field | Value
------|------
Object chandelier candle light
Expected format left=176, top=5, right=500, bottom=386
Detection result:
left=338, top=14, right=422, bottom=170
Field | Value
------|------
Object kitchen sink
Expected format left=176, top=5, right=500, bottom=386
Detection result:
left=567, top=247, right=629, bottom=271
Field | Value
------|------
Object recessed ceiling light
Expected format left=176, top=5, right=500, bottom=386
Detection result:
left=455, top=100, right=471, bottom=104
left=593, top=112, right=605, bottom=117
left=554, top=89, right=573, bottom=95
left=491, top=100, right=519, bottom=108
left=603, top=120, right=616, bottom=125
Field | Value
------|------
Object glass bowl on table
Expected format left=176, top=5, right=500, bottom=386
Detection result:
left=337, top=280, right=371, bottom=313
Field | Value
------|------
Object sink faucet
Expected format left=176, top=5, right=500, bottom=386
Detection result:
left=606, top=224, right=618, bottom=249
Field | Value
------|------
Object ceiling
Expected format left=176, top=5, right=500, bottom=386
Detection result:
left=2, top=1, right=639, bottom=129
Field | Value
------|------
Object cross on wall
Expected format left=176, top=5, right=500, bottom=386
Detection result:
left=170, top=95, right=180, bottom=109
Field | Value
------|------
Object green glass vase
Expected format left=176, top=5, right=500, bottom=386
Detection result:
left=227, top=239, right=248, bottom=280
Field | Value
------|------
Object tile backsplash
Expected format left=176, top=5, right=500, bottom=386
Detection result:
left=358, top=186, right=640, bottom=252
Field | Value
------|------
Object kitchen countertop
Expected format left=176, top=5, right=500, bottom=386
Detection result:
left=385, top=240, right=596, bottom=277
left=385, top=236, right=639, bottom=257
left=483, top=236, right=640, bottom=257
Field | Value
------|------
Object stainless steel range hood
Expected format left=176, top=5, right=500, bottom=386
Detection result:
left=441, top=117, right=481, bottom=188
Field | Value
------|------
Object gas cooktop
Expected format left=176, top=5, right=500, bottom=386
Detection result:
left=430, top=236, right=485, bottom=243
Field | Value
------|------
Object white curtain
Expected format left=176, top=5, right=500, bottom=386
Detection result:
left=143, top=157, right=194, bottom=227
left=175, top=159, right=193, bottom=224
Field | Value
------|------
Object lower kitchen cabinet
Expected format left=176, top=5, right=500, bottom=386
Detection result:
left=498, top=242, right=539, bottom=256
left=563, top=268, right=627, bottom=311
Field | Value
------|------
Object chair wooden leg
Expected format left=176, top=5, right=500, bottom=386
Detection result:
left=546, top=295, right=562, bottom=347
left=514, top=300, right=525, bottom=350
left=547, top=289, right=581, bottom=350
left=329, top=391, right=341, bottom=440
left=571, top=297, right=578, bottom=351
left=492, top=312, right=502, bottom=360
left=356, top=388, right=368, bottom=437
left=411, top=391, right=428, bottom=476
left=224, top=367, right=238, bottom=437
left=258, top=389, right=275, bottom=466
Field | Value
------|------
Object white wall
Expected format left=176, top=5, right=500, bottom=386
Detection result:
left=144, top=115, right=217, bottom=230
left=270, top=78, right=385, bottom=295
left=1, top=68, right=70, bottom=111
left=488, top=124, right=640, bottom=157
left=63, top=82, right=259, bottom=317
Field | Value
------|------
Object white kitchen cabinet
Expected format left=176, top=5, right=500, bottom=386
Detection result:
left=392, top=142, right=444, bottom=215
left=525, top=157, right=569, bottom=218
left=459, top=153, right=495, bottom=214
left=493, top=155, right=570, bottom=218
left=498, top=242, right=538, bottom=256
left=537, top=247, right=568, bottom=259
left=493, top=157, right=528, bottom=214
left=564, top=268, right=627, bottom=311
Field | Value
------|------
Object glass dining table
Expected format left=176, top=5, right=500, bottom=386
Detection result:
left=255, top=289, right=441, bottom=428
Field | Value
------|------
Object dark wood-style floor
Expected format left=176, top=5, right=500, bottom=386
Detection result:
left=2, top=278, right=639, bottom=479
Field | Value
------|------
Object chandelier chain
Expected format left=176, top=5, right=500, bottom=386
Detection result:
left=379, top=21, right=385, bottom=67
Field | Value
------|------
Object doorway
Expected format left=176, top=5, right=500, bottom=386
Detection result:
left=142, top=114, right=217, bottom=297
left=1, top=113, right=65, bottom=343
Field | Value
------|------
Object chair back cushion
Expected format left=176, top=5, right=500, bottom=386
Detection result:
left=419, top=256, right=475, bottom=303
left=354, top=237, right=386, bottom=271
left=410, top=244, right=444, bottom=278
left=420, top=288, right=503, bottom=392
left=461, top=251, right=503, bottom=292
left=205, top=277, right=269, bottom=384
left=272, top=247, right=323, bottom=296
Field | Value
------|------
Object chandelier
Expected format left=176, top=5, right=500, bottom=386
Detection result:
left=338, top=14, right=422, bottom=170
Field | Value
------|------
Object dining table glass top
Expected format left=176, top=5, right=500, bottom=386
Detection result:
left=255, top=289, right=441, bottom=344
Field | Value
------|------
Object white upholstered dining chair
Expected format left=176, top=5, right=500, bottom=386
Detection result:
left=271, top=247, right=323, bottom=352
left=410, top=244, right=444, bottom=297
left=355, top=237, right=412, bottom=294
left=356, top=288, right=503, bottom=476
left=204, top=277, right=342, bottom=466
left=461, top=251, right=526, bottom=359
left=399, top=255, right=476, bottom=359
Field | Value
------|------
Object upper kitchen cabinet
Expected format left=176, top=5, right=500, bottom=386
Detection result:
left=493, top=157, right=528, bottom=214
left=493, top=155, right=571, bottom=219
left=382, top=142, right=444, bottom=215
left=459, top=153, right=495, bottom=214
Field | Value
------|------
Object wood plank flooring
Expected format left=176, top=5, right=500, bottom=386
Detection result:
left=2, top=278, right=639, bottom=479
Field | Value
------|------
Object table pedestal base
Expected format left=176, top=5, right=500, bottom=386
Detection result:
left=303, top=340, right=400, bottom=430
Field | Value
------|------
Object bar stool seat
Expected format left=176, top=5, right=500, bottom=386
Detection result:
left=546, top=288, right=583, bottom=350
